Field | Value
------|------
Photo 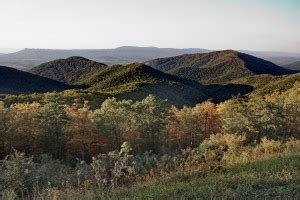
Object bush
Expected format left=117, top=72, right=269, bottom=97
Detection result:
left=91, top=142, right=135, bottom=190
left=0, top=151, right=36, bottom=195
left=258, top=137, right=282, bottom=154
left=198, top=133, right=246, bottom=168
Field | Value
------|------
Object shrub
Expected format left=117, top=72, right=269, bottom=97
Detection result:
left=198, top=133, right=246, bottom=168
left=91, top=142, right=135, bottom=190
left=258, top=137, right=282, bottom=154
left=0, top=150, right=36, bottom=195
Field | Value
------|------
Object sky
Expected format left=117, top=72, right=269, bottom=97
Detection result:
left=0, top=0, right=299, bottom=53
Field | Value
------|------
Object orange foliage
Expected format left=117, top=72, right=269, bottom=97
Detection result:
left=166, top=101, right=220, bottom=148
left=65, top=103, right=112, bottom=160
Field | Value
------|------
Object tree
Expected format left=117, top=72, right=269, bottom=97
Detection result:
left=94, top=98, right=134, bottom=148
left=5, top=103, right=41, bottom=155
left=132, top=95, right=170, bottom=152
left=35, top=103, right=68, bottom=159
left=166, top=101, right=220, bottom=149
left=65, top=102, right=112, bottom=161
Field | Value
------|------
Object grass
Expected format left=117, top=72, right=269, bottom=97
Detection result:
left=105, top=153, right=300, bottom=199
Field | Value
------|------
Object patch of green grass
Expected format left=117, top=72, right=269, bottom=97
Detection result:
left=106, top=154, right=300, bottom=199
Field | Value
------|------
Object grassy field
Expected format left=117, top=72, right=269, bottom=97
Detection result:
left=106, top=154, right=300, bottom=199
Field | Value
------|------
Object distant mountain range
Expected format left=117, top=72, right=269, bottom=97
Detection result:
left=0, top=47, right=209, bottom=70
left=284, top=61, right=300, bottom=71
left=0, top=46, right=299, bottom=70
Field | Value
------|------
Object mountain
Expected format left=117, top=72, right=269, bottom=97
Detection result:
left=146, top=50, right=297, bottom=84
left=0, top=47, right=210, bottom=70
left=30, top=56, right=108, bottom=84
left=0, top=65, right=69, bottom=94
left=78, top=63, right=210, bottom=106
left=283, top=61, right=300, bottom=71
left=29, top=56, right=254, bottom=105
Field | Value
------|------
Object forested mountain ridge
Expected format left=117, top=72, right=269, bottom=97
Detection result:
left=0, top=65, right=69, bottom=94
left=0, top=53, right=298, bottom=107
left=146, top=50, right=297, bottom=84
left=30, top=56, right=108, bottom=84
left=81, top=63, right=210, bottom=106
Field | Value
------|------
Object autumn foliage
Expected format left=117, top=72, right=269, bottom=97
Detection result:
left=0, top=82, right=299, bottom=160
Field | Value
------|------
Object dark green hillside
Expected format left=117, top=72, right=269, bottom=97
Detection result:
left=0, top=65, right=69, bottom=94
left=146, top=50, right=296, bottom=84
left=284, top=61, right=300, bottom=71
left=0, top=61, right=255, bottom=107
left=81, top=63, right=210, bottom=106
left=231, top=73, right=300, bottom=96
left=30, top=56, right=108, bottom=84
left=82, top=63, right=190, bottom=88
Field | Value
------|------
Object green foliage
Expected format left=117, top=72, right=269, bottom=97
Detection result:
left=30, top=56, right=108, bottom=84
left=35, top=103, right=68, bottom=159
left=198, top=133, right=246, bottom=166
left=1, top=137, right=300, bottom=199
left=147, top=50, right=295, bottom=84
left=0, top=151, right=36, bottom=193
left=94, top=95, right=170, bottom=152
left=218, top=85, right=299, bottom=142
left=231, top=73, right=300, bottom=96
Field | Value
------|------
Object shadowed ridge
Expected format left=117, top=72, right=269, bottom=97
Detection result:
left=30, top=57, right=108, bottom=84
left=0, top=65, right=69, bottom=94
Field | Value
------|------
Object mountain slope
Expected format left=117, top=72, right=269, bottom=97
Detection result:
left=231, top=73, right=300, bottom=96
left=284, top=61, right=300, bottom=71
left=30, top=56, right=108, bottom=84
left=146, top=50, right=296, bottom=84
left=79, top=63, right=210, bottom=106
left=0, top=65, right=69, bottom=94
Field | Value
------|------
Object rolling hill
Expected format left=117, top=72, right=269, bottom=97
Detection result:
left=146, top=50, right=297, bottom=84
left=284, top=61, right=300, bottom=71
left=30, top=56, right=108, bottom=84
left=79, top=63, right=211, bottom=106
left=0, top=65, right=69, bottom=94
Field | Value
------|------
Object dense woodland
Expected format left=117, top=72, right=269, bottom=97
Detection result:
left=0, top=81, right=298, bottom=160
left=0, top=79, right=299, bottom=199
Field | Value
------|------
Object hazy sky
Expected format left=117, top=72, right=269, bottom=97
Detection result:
left=0, top=0, right=299, bottom=52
